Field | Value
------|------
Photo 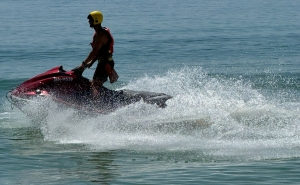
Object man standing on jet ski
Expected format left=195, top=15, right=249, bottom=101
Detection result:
left=78, top=10, right=119, bottom=99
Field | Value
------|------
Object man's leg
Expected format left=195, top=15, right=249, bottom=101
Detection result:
left=91, top=79, right=104, bottom=100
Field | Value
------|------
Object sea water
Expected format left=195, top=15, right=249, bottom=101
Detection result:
left=1, top=0, right=300, bottom=184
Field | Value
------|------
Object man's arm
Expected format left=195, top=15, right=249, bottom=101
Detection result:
left=82, top=34, right=107, bottom=67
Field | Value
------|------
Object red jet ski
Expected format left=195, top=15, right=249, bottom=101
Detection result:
left=7, top=66, right=172, bottom=118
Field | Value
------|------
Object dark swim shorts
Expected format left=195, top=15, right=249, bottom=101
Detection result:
left=93, top=59, right=115, bottom=82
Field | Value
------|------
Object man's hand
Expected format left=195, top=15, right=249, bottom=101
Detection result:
left=72, top=63, right=86, bottom=76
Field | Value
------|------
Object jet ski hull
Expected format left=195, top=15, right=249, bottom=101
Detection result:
left=7, top=66, right=172, bottom=118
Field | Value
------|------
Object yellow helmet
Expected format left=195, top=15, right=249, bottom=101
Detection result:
left=87, top=11, right=103, bottom=25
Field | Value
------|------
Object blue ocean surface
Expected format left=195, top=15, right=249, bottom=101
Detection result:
left=1, top=0, right=300, bottom=184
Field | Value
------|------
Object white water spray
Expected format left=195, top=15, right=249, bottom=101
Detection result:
left=5, top=66, right=300, bottom=160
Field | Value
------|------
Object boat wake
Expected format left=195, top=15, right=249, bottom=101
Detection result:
left=2, top=66, right=300, bottom=161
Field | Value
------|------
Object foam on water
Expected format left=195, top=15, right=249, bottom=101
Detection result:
left=3, top=66, right=300, bottom=160
left=0, top=105, right=32, bottom=128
